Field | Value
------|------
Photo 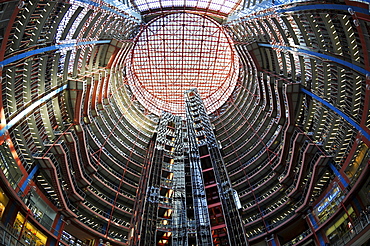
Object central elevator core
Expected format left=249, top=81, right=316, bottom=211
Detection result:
left=129, top=89, right=247, bottom=246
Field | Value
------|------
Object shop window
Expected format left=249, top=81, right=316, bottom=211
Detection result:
left=0, top=202, right=4, bottom=219
left=326, top=206, right=355, bottom=242
left=13, top=212, right=47, bottom=246
left=0, top=187, right=9, bottom=219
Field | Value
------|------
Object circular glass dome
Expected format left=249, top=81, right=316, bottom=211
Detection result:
left=127, top=12, right=239, bottom=116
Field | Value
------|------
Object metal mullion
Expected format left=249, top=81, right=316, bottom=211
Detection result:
left=144, top=25, right=157, bottom=107
left=207, top=26, right=224, bottom=91
left=181, top=13, right=189, bottom=96
left=173, top=15, right=181, bottom=113
left=194, top=15, right=206, bottom=91
left=214, top=31, right=238, bottom=94
left=163, top=16, right=171, bottom=105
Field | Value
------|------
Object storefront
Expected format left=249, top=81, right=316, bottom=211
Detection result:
left=325, top=206, right=355, bottom=243
left=13, top=212, right=47, bottom=246
left=0, top=186, right=9, bottom=219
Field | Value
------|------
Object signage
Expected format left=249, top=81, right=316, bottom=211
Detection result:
left=315, top=186, right=341, bottom=214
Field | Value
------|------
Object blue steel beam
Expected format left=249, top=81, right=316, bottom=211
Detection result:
left=301, top=88, right=370, bottom=142
left=0, top=40, right=111, bottom=67
left=229, top=2, right=370, bottom=23
left=0, top=85, right=68, bottom=137
left=258, top=43, right=370, bottom=77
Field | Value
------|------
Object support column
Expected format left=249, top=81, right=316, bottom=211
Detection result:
left=329, top=162, right=349, bottom=189
left=306, top=212, right=329, bottom=246
left=1, top=199, right=19, bottom=226
left=19, top=164, right=39, bottom=193
left=306, top=212, right=320, bottom=246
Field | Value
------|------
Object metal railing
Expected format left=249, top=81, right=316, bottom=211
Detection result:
left=331, top=212, right=370, bottom=246
left=282, top=229, right=312, bottom=246
left=0, top=225, right=26, bottom=246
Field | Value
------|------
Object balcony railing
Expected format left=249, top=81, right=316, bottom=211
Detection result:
left=331, top=212, right=370, bottom=246
left=0, top=225, right=26, bottom=246
left=282, top=229, right=312, bottom=246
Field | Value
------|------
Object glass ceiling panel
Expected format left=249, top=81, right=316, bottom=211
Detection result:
left=127, top=12, right=239, bottom=116
left=133, top=0, right=242, bottom=15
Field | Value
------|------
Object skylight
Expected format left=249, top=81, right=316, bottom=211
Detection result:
left=133, top=0, right=242, bottom=16
left=127, top=12, right=239, bottom=116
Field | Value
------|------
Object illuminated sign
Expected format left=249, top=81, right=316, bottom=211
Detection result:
left=315, top=186, right=341, bottom=214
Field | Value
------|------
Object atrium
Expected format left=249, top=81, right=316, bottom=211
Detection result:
left=0, top=0, right=369, bottom=245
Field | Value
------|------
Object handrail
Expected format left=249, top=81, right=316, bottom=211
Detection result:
left=331, top=211, right=370, bottom=246
left=0, top=224, right=26, bottom=246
